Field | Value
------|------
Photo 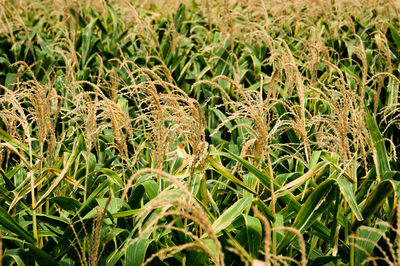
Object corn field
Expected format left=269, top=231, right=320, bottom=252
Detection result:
left=0, top=0, right=400, bottom=265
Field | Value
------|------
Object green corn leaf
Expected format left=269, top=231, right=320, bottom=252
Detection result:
left=171, top=44, right=194, bottom=73
left=386, top=78, right=399, bottom=109
left=174, top=4, right=186, bottom=33
left=212, top=197, right=252, bottom=235
left=126, top=238, right=153, bottom=266
left=5, top=72, right=17, bottom=88
left=224, top=151, right=273, bottom=189
left=97, top=168, right=124, bottom=188
left=186, top=250, right=210, bottom=265
left=83, top=198, right=127, bottom=219
left=352, top=180, right=394, bottom=231
left=224, top=150, right=331, bottom=240
left=321, top=152, right=354, bottom=183
left=161, top=34, right=171, bottom=59
left=243, top=173, right=257, bottom=199
left=275, top=161, right=326, bottom=198
left=277, top=179, right=336, bottom=252
left=274, top=103, right=300, bottom=142
left=128, top=185, right=145, bottom=209
left=2, top=253, right=26, bottom=266
left=35, top=214, right=69, bottom=228
left=113, top=209, right=141, bottom=218
left=0, top=206, right=36, bottom=243
left=0, top=128, right=39, bottom=158
left=365, top=110, right=390, bottom=180
left=250, top=54, right=261, bottom=74
left=107, top=249, right=125, bottom=266
left=207, top=156, right=256, bottom=195
left=213, top=109, right=233, bottom=130
left=49, top=196, right=81, bottom=212
left=253, top=199, right=274, bottom=221
left=355, top=224, right=388, bottom=266
left=243, top=214, right=262, bottom=257
left=201, top=238, right=220, bottom=263
left=27, top=244, right=59, bottom=266
left=78, top=179, right=111, bottom=215
left=309, top=256, right=340, bottom=266
left=293, top=180, right=336, bottom=232
left=142, top=180, right=159, bottom=200
left=0, top=168, right=16, bottom=190
left=35, top=135, right=83, bottom=209
left=51, top=180, right=111, bottom=257
left=389, top=23, right=400, bottom=48
left=336, top=178, right=363, bottom=221
left=309, top=151, right=322, bottom=170
left=177, top=55, right=196, bottom=81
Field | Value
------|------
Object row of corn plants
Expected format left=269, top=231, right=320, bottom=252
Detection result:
left=0, top=0, right=399, bottom=265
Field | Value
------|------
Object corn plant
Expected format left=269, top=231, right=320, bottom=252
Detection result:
left=0, top=0, right=399, bottom=265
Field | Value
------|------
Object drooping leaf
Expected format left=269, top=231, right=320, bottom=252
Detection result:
left=352, top=180, right=394, bottom=231
left=355, top=224, right=388, bottom=266
left=126, top=238, right=153, bottom=266
left=97, top=168, right=124, bottom=188
left=49, top=196, right=81, bottom=212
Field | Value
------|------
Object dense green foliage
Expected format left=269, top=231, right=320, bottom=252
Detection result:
left=0, top=0, right=400, bottom=265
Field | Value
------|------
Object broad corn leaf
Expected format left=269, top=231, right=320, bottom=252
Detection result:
left=212, top=197, right=252, bottom=235
left=126, top=238, right=153, bottom=266
left=336, top=178, right=363, bottom=221
left=0, top=206, right=36, bottom=243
